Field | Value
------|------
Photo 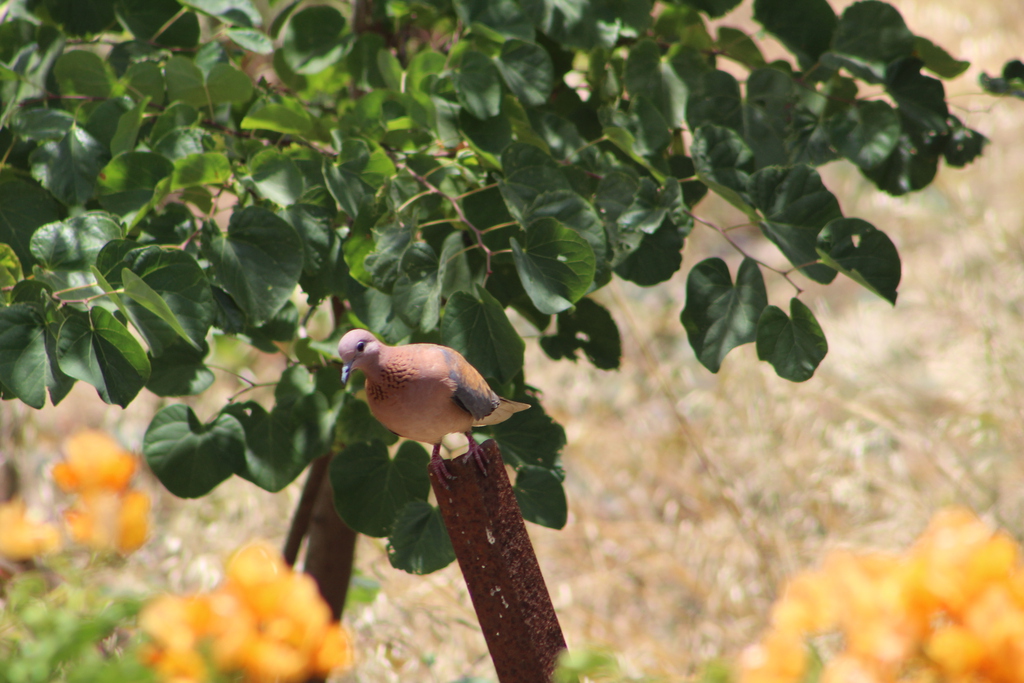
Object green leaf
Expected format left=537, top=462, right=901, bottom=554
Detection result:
left=510, top=218, right=596, bottom=315
left=29, top=126, right=109, bottom=207
left=54, top=50, right=113, bottom=97
left=756, top=298, right=827, bottom=382
left=96, top=151, right=173, bottom=220
left=514, top=465, right=567, bottom=529
left=121, top=268, right=202, bottom=350
left=625, top=38, right=689, bottom=127
left=816, top=217, right=900, bottom=304
left=680, top=257, right=767, bottom=373
left=181, top=0, right=262, bottom=28
left=540, top=297, right=621, bottom=370
left=613, top=219, right=685, bottom=286
left=249, top=149, right=305, bottom=206
left=117, top=0, right=200, bottom=47
left=453, top=50, right=503, bottom=120
left=860, top=126, right=938, bottom=196
left=55, top=306, right=150, bottom=407
left=146, top=340, right=214, bottom=397
left=827, top=100, right=901, bottom=170
left=336, top=395, right=399, bottom=447
left=30, top=213, right=122, bottom=271
left=823, top=0, right=914, bottom=83
left=525, top=189, right=610, bottom=286
left=280, top=5, right=348, bottom=73
left=116, top=245, right=216, bottom=352
left=392, top=243, right=442, bottom=332
left=12, top=108, right=75, bottom=141
left=171, top=152, right=231, bottom=189
left=225, top=399, right=317, bottom=492
left=749, top=164, right=840, bottom=284
left=690, top=125, right=756, bottom=217
left=459, top=108, right=513, bottom=159
left=441, top=286, right=525, bottom=385
left=453, top=0, right=534, bottom=41
left=330, top=440, right=431, bottom=538
left=496, top=39, right=554, bottom=107
left=202, top=206, right=303, bottom=324
left=111, top=98, right=148, bottom=157
left=885, top=58, right=949, bottom=135
left=943, top=116, right=987, bottom=168
left=387, top=500, right=455, bottom=574
left=125, top=61, right=166, bottom=106
left=225, top=27, right=273, bottom=54
left=143, top=404, right=246, bottom=498
left=0, top=181, right=61, bottom=271
left=241, top=100, right=313, bottom=135
left=686, top=69, right=742, bottom=133
left=0, top=304, right=72, bottom=409
left=913, top=36, right=969, bottom=78
left=487, top=394, right=565, bottom=469
left=617, top=177, right=688, bottom=236
left=0, top=244, right=21, bottom=291
left=206, top=62, right=254, bottom=103
left=717, top=27, right=767, bottom=69
left=743, top=67, right=795, bottom=169
left=753, top=0, right=836, bottom=68
left=164, top=56, right=253, bottom=108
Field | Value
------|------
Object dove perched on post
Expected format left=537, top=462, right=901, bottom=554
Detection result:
left=337, top=329, right=529, bottom=484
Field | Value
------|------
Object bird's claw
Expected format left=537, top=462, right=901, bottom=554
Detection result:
left=429, top=452, right=455, bottom=490
left=465, top=434, right=489, bottom=477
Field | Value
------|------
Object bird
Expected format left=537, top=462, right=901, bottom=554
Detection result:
left=337, top=329, right=530, bottom=485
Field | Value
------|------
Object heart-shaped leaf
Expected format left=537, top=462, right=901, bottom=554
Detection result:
left=681, top=257, right=767, bottom=373
left=330, top=440, right=431, bottom=538
left=513, top=465, right=567, bottom=529
left=143, top=404, right=246, bottom=497
left=510, top=217, right=595, bottom=315
left=56, top=306, right=150, bottom=407
left=816, top=217, right=901, bottom=304
left=202, top=206, right=303, bottom=324
left=756, top=297, right=828, bottom=382
left=387, top=500, right=456, bottom=574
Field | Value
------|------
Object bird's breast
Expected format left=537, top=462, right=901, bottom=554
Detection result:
left=364, top=363, right=473, bottom=445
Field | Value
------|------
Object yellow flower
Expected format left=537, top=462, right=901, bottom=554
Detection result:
left=0, top=499, right=61, bottom=561
left=52, top=430, right=137, bottom=494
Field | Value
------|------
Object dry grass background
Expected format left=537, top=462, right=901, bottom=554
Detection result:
left=4, top=0, right=1024, bottom=680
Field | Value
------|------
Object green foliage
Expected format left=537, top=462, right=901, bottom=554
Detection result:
left=0, top=574, right=155, bottom=683
left=0, top=0, right=997, bottom=573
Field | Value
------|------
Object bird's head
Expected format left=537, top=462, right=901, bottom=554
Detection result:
left=338, top=328, right=381, bottom=384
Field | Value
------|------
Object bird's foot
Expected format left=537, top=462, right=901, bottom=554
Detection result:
left=429, top=444, right=455, bottom=490
left=465, top=432, right=488, bottom=476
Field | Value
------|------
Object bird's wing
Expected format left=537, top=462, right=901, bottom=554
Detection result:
left=443, top=348, right=500, bottom=421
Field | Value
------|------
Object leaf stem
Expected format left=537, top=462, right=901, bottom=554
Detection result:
left=686, top=210, right=804, bottom=295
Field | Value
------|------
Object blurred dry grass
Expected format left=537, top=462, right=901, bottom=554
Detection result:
left=5, top=0, right=1024, bottom=680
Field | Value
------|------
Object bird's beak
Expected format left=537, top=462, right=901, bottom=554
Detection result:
left=341, top=361, right=352, bottom=384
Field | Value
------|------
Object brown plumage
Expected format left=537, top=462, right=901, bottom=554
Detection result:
left=338, top=329, right=529, bottom=483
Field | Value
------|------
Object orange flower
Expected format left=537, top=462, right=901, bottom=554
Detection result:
left=63, top=490, right=150, bottom=554
left=140, top=542, right=355, bottom=683
left=742, top=507, right=1024, bottom=683
left=0, top=499, right=61, bottom=561
left=52, top=430, right=137, bottom=494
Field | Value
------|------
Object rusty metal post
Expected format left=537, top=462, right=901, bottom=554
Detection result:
left=430, top=439, right=567, bottom=682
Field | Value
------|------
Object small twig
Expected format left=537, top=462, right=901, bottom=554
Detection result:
left=149, top=7, right=188, bottom=46
left=687, top=211, right=804, bottom=295
left=402, top=163, right=496, bottom=276
left=454, top=182, right=498, bottom=200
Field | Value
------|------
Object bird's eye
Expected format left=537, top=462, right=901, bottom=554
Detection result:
left=355, top=341, right=366, bottom=353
